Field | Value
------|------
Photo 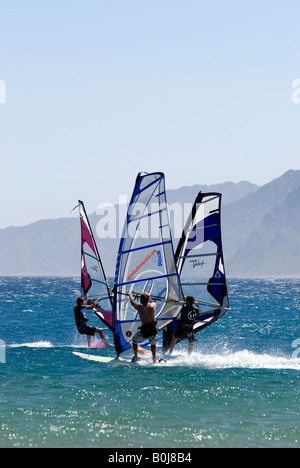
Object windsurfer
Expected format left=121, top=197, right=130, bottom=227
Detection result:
left=74, top=297, right=109, bottom=347
left=129, top=292, right=158, bottom=364
left=169, top=296, right=200, bottom=355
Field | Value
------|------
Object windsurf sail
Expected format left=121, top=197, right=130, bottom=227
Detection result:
left=163, top=192, right=229, bottom=351
left=113, top=172, right=184, bottom=354
left=78, top=200, right=114, bottom=331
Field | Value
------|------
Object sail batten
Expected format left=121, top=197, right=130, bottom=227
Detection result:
left=120, top=239, right=172, bottom=255
left=128, top=207, right=167, bottom=224
left=118, top=271, right=179, bottom=287
left=177, top=252, right=221, bottom=259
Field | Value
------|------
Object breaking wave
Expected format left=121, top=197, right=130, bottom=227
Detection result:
left=165, top=349, right=300, bottom=370
left=8, top=341, right=53, bottom=348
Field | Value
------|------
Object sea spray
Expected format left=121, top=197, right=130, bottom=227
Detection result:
left=165, top=349, right=300, bottom=370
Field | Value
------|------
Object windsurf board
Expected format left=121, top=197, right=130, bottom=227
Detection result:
left=73, top=351, right=165, bottom=366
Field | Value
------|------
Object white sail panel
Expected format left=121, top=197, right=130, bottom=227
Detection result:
left=113, top=173, right=184, bottom=353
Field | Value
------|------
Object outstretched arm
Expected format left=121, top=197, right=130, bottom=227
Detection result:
left=129, top=293, right=139, bottom=310
left=194, top=301, right=201, bottom=317
left=85, top=298, right=100, bottom=310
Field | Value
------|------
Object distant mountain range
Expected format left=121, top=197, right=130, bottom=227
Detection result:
left=0, top=170, right=299, bottom=277
left=223, top=169, right=300, bottom=276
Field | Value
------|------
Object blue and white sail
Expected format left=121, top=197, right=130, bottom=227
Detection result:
left=163, top=192, right=230, bottom=350
left=113, top=172, right=184, bottom=354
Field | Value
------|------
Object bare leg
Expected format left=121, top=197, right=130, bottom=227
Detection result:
left=87, top=335, right=92, bottom=347
left=95, top=327, right=109, bottom=345
left=132, top=342, right=139, bottom=362
left=151, top=344, right=157, bottom=364
left=94, top=327, right=104, bottom=339
left=188, top=340, right=194, bottom=355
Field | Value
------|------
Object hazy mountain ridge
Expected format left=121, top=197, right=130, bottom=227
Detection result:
left=222, top=170, right=300, bottom=276
left=166, top=180, right=259, bottom=206
left=227, top=180, right=300, bottom=276
left=0, top=170, right=299, bottom=277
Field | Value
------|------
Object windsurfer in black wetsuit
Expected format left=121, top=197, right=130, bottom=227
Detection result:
left=169, top=296, right=200, bottom=355
left=74, top=297, right=108, bottom=347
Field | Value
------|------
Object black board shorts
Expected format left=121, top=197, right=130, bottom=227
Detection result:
left=174, top=324, right=195, bottom=343
left=77, top=324, right=96, bottom=336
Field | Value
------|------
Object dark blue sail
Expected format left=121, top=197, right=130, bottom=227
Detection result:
left=163, top=192, right=229, bottom=351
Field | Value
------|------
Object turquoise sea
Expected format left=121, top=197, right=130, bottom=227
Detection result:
left=0, top=276, right=299, bottom=449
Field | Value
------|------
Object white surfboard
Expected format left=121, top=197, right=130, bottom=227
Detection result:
left=73, top=351, right=166, bottom=365
left=73, top=351, right=139, bottom=365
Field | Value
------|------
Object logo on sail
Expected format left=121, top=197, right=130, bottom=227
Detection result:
left=152, top=249, right=163, bottom=267
left=127, top=249, right=159, bottom=280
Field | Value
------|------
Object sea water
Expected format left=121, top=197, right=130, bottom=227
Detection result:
left=0, top=277, right=299, bottom=448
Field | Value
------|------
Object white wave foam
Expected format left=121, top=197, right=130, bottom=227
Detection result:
left=165, top=349, right=300, bottom=370
left=9, top=341, right=53, bottom=348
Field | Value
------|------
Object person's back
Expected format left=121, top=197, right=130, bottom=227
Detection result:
left=169, top=296, right=200, bottom=355
left=180, top=302, right=200, bottom=328
left=74, top=302, right=88, bottom=327
left=129, top=292, right=158, bottom=363
left=136, top=301, right=156, bottom=325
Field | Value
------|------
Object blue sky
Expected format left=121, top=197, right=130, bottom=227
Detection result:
left=0, top=0, right=300, bottom=228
